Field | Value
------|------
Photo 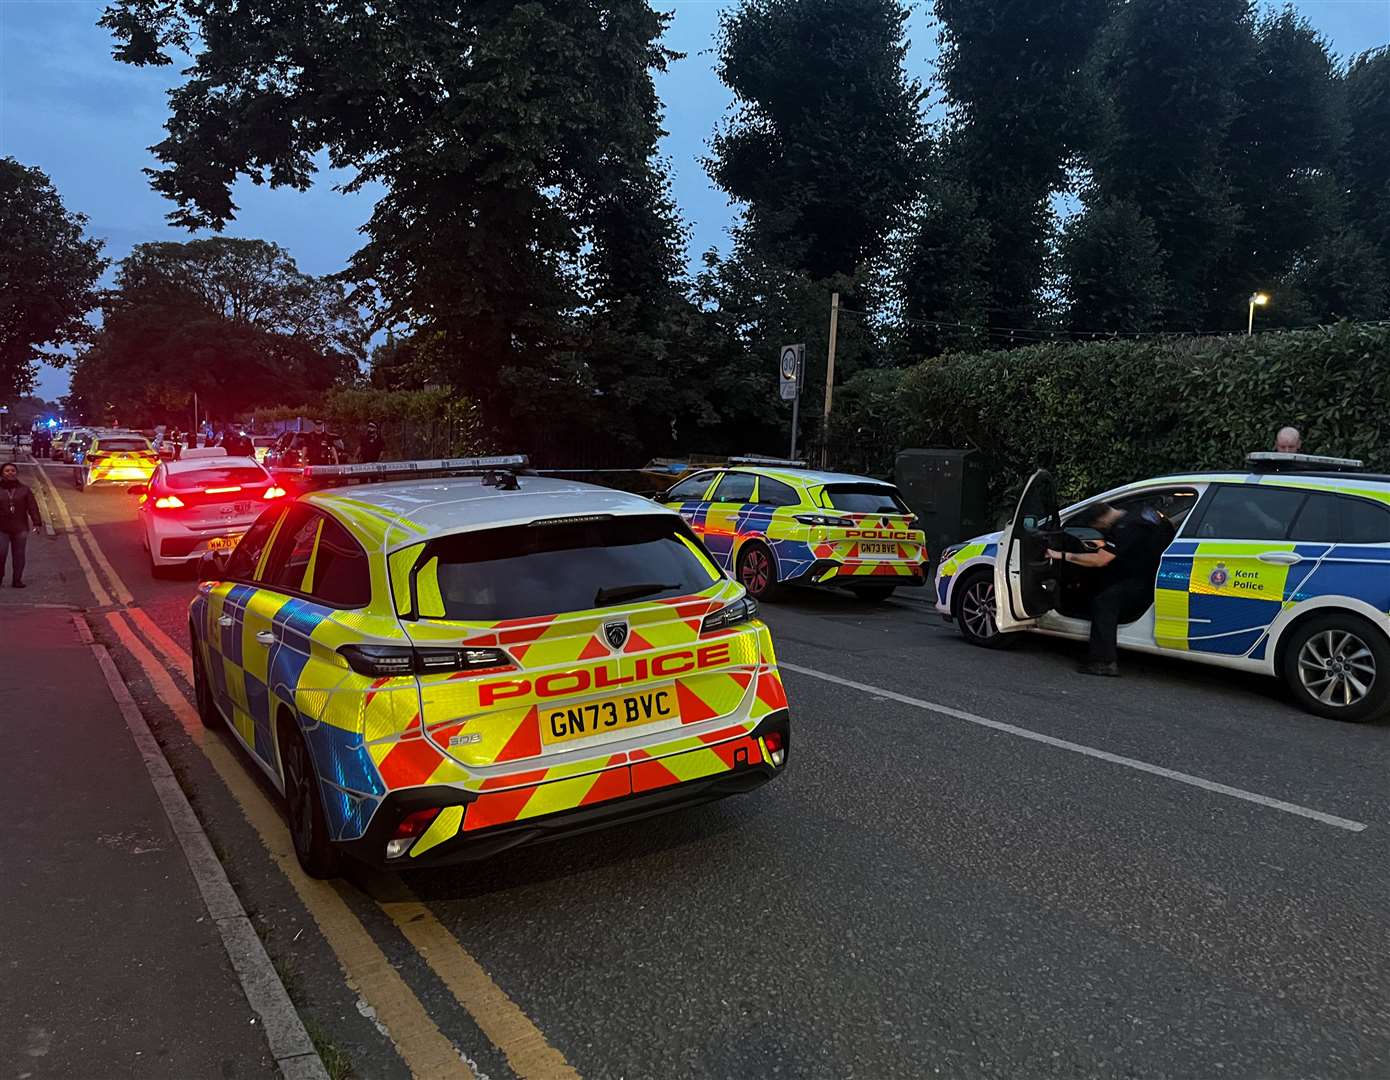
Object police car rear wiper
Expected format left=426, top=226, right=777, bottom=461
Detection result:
left=594, top=582, right=680, bottom=607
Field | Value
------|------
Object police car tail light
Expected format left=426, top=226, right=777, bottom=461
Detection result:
left=794, top=513, right=853, bottom=529
left=764, top=729, right=786, bottom=767
left=337, top=644, right=513, bottom=677
left=262, top=486, right=286, bottom=500
left=386, top=808, right=441, bottom=859
left=701, top=595, right=759, bottom=633
left=153, top=494, right=186, bottom=510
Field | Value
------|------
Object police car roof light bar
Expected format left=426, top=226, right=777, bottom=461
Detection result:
left=302, top=455, right=530, bottom=486
left=728, top=455, right=809, bottom=468
left=1247, top=451, right=1364, bottom=474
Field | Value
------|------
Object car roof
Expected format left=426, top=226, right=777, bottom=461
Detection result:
left=725, top=466, right=896, bottom=488
left=1088, top=470, right=1390, bottom=503
left=306, top=474, right=677, bottom=552
left=165, top=455, right=264, bottom=474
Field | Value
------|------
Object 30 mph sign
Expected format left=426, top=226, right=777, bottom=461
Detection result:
left=779, top=344, right=804, bottom=401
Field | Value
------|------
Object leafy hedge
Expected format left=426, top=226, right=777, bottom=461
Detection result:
left=828, top=322, right=1390, bottom=517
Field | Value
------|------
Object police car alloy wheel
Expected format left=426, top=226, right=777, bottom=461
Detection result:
left=954, top=570, right=1006, bottom=648
left=1282, top=614, right=1390, bottom=724
left=737, top=542, right=780, bottom=601
left=279, top=722, right=342, bottom=879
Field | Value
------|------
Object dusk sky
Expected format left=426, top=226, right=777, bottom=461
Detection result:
left=3, top=1, right=1387, bottom=401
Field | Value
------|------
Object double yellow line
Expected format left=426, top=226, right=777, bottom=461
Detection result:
left=30, top=461, right=578, bottom=1080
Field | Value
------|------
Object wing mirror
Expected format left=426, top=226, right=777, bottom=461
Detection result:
left=196, top=551, right=229, bottom=582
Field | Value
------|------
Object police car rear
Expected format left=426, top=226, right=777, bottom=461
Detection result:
left=190, top=457, right=789, bottom=877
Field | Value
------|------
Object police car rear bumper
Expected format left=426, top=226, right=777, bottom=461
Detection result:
left=342, top=710, right=790, bottom=869
left=785, top=558, right=927, bottom=588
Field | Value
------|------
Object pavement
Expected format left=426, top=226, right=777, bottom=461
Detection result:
left=0, top=603, right=277, bottom=1079
left=12, top=455, right=1390, bottom=1080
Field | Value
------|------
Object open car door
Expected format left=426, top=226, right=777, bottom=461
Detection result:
left=993, top=469, right=1061, bottom=634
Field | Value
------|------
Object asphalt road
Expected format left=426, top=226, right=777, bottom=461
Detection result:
left=36, top=466, right=1390, bottom=1079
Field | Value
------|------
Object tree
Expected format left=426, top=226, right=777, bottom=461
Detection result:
left=1060, top=198, right=1169, bottom=334
left=933, top=0, right=1110, bottom=332
left=99, top=0, right=684, bottom=448
left=888, top=172, right=992, bottom=358
left=709, top=0, right=925, bottom=281
left=0, top=159, right=106, bottom=398
left=67, top=239, right=364, bottom=426
left=1344, top=48, right=1390, bottom=270
left=1278, top=227, right=1389, bottom=325
left=1088, top=0, right=1254, bottom=329
left=1223, top=10, right=1343, bottom=304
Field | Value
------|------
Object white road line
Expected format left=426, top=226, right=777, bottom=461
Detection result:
left=780, top=661, right=1369, bottom=833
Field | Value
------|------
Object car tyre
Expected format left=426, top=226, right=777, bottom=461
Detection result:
left=192, top=638, right=222, bottom=731
left=735, top=541, right=782, bottom=601
left=1280, top=612, right=1390, bottom=723
left=952, top=569, right=1012, bottom=649
left=278, top=716, right=342, bottom=879
left=848, top=584, right=896, bottom=602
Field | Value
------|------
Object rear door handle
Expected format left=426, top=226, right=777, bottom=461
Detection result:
left=255, top=630, right=275, bottom=646
left=1257, top=552, right=1302, bottom=565
left=217, top=615, right=235, bottom=628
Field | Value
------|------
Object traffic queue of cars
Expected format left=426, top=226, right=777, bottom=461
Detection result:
left=75, top=446, right=1389, bottom=880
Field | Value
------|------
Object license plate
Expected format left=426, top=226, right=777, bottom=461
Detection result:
left=541, top=689, right=678, bottom=745
left=206, top=536, right=238, bottom=551
left=859, top=542, right=898, bottom=557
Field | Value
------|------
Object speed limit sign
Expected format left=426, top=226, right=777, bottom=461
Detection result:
left=779, top=344, right=804, bottom=401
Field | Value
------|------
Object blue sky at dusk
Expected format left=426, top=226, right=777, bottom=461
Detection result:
left=3, top=1, right=1387, bottom=401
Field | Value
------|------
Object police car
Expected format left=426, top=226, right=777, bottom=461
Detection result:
left=188, top=456, right=790, bottom=877
left=935, top=453, right=1390, bottom=722
left=661, top=457, right=928, bottom=602
left=75, top=431, right=159, bottom=489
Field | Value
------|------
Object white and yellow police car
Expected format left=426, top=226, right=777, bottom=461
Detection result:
left=661, top=457, right=928, bottom=602
left=189, top=457, right=790, bottom=877
left=935, top=453, right=1390, bottom=722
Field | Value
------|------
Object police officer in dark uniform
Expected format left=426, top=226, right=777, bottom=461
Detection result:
left=1047, top=502, right=1174, bottom=677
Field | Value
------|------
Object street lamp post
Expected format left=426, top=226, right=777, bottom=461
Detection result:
left=1247, top=292, right=1269, bottom=335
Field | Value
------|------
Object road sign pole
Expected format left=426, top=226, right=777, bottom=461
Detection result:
left=789, top=377, right=801, bottom=460
left=821, top=292, right=839, bottom=468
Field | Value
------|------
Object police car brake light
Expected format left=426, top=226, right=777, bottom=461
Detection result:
left=702, top=595, right=759, bottom=633
left=337, top=643, right=513, bottom=677
left=795, top=513, right=853, bottom=528
left=764, top=729, right=786, bottom=767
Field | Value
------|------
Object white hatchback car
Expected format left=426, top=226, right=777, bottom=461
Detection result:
left=134, top=448, right=285, bottom=577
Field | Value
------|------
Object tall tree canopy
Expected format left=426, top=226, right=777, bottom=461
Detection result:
left=1087, top=0, right=1254, bottom=329
left=99, top=0, right=684, bottom=445
left=709, top=0, right=924, bottom=280
left=67, top=239, right=364, bottom=426
left=1344, top=47, right=1390, bottom=272
left=0, top=158, right=106, bottom=398
left=932, top=0, right=1109, bottom=331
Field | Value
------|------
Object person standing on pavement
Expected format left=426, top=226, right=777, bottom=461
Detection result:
left=1276, top=426, right=1303, bottom=453
left=1046, top=502, right=1174, bottom=677
left=358, top=422, right=384, bottom=463
left=0, top=462, right=44, bottom=588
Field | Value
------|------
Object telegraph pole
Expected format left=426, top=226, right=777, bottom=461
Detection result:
left=820, top=292, right=840, bottom=467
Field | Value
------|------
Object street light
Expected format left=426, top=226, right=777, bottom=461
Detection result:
left=1247, top=292, right=1269, bottom=336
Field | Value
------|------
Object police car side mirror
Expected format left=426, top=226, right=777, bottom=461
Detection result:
left=197, top=551, right=229, bottom=582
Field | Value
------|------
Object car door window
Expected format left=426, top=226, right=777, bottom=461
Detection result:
left=306, top=516, right=372, bottom=607
left=712, top=471, right=756, bottom=503
left=1289, top=492, right=1341, bottom=541
left=1339, top=496, right=1390, bottom=543
left=1194, top=486, right=1305, bottom=540
left=758, top=477, right=801, bottom=507
left=267, top=509, right=322, bottom=592
left=666, top=471, right=717, bottom=501
left=225, top=507, right=285, bottom=581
